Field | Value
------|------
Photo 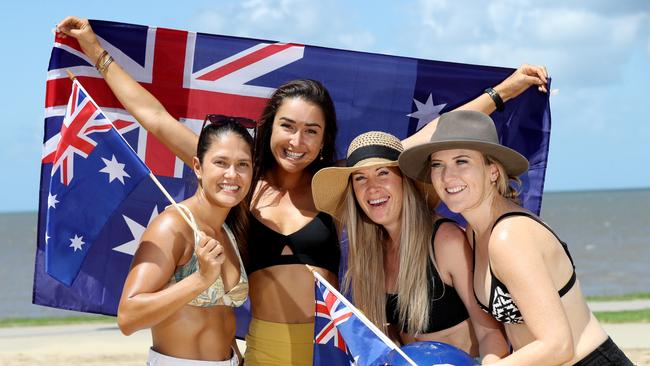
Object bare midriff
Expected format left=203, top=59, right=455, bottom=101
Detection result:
left=151, top=305, right=236, bottom=361
left=249, top=264, right=338, bottom=323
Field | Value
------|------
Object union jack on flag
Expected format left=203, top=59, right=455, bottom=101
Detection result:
left=313, top=271, right=415, bottom=366
left=314, top=281, right=354, bottom=356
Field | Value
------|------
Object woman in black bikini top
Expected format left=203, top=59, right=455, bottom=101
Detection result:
left=400, top=110, right=633, bottom=365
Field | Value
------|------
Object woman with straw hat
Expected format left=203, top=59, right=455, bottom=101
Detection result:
left=399, top=110, right=633, bottom=365
left=312, top=131, right=510, bottom=363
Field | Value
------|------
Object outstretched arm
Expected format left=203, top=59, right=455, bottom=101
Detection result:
left=56, top=16, right=198, bottom=166
left=402, top=64, right=548, bottom=149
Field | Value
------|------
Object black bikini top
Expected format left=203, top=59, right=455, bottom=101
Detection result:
left=386, top=219, right=469, bottom=334
left=246, top=211, right=340, bottom=275
left=472, top=212, right=577, bottom=324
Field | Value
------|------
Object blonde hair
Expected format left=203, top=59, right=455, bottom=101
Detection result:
left=340, top=175, right=440, bottom=335
left=485, top=155, right=522, bottom=204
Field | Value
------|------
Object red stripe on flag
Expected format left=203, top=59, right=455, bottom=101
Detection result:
left=55, top=33, right=83, bottom=53
left=197, top=43, right=297, bottom=81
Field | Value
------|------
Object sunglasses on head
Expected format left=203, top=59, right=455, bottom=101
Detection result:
left=202, top=114, right=258, bottom=130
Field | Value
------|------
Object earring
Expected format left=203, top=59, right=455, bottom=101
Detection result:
left=319, top=148, right=324, bottom=161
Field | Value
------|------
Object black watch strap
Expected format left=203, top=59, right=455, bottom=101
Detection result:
left=484, top=87, right=505, bottom=112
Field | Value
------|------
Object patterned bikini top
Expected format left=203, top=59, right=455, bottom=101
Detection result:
left=472, top=212, right=576, bottom=324
left=168, top=204, right=249, bottom=308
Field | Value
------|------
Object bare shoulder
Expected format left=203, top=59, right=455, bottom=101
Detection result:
left=489, top=213, right=547, bottom=266
left=433, top=220, right=467, bottom=252
left=138, top=206, right=193, bottom=257
left=433, top=221, right=471, bottom=278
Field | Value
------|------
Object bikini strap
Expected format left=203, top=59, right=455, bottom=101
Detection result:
left=173, top=204, right=200, bottom=248
left=491, top=211, right=575, bottom=267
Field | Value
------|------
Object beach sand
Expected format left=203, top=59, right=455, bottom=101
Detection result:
left=1, top=322, right=648, bottom=365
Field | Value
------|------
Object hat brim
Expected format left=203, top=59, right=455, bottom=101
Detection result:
left=312, top=158, right=399, bottom=217
left=398, top=140, right=529, bottom=183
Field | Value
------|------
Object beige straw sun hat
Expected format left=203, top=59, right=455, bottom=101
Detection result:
left=312, top=131, right=404, bottom=217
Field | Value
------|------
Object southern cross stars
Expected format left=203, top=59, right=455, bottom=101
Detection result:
left=69, top=234, right=85, bottom=252
left=99, top=155, right=130, bottom=184
left=407, top=93, right=447, bottom=131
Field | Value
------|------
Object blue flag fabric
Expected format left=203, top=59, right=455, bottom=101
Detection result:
left=35, top=19, right=551, bottom=334
left=44, top=80, right=150, bottom=285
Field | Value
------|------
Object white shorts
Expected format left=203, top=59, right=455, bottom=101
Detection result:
left=146, top=348, right=238, bottom=366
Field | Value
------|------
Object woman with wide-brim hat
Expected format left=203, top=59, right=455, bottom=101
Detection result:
left=399, top=110, right=633, bottom=365
left=312, top=131, right=510, bottom=363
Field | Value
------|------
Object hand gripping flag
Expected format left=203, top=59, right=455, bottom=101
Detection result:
left=44, top=79, right=150, bottom=286
left=36, top=19, right=550, bottom=331
left=312, top=269, right=416, bottom=366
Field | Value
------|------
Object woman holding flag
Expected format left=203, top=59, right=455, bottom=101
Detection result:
left=119, top=115, right=253, bottom=365
left=57, top=15, right=547, bottom=365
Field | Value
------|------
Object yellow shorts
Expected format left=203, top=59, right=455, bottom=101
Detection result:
left=244, top=318, right=314, bottom=366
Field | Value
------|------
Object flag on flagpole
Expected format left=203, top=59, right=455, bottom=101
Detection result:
left=312, top=269, right=416, bottom=366
left=44, top=79, right=150, bottom=285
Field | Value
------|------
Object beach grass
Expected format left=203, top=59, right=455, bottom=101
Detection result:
left=594, top=309, right=650, bottom=323
left=587, top=292, right=650, bottom=302
left=0, top=315, right=115, bottom=328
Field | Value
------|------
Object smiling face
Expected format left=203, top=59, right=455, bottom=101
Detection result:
left=351, top=165, right=404, bottom=228
left=194, top=131, right=253, bottom=208
left=429, top=148, right=499, bottom=214
left=269, top=97, right=326, bottom=174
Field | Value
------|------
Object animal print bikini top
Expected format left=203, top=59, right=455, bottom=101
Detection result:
left=168, top=204, right=248, bottom=307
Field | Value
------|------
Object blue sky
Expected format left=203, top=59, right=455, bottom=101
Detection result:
left=2, top=0, right=649, bottom=212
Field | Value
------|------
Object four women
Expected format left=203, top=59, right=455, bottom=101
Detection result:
left=56, top=14, right=623, bottom=366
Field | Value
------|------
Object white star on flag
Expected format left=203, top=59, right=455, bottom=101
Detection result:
left=47, top=193, right=59, bottom=209
left=407, top=93, right=447, bottom=131
left=69, top=234, right=85, bottom=252
left=99, top=155, right=131, bottom=184
left=45, top=232, right=50, bottom=244
left=113, top=206, right=160, bottom=255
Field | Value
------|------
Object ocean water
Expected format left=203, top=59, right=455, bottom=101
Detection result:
left=1, top=189, right=649, bottom=318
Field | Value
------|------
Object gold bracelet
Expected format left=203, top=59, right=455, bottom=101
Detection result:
left=97, top=55, right=114, bottom=74
left=94, top=50, right=108, bottom=70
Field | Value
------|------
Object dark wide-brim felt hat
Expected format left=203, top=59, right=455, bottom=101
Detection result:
left=398, top=110, right=529, bottom=183
left=312, top=131, right=403, bottom=217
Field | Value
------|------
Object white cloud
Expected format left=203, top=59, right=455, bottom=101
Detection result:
left=189, top=0, right=376, bottom=51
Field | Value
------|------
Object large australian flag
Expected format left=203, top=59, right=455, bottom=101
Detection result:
left=36, top=19, right=550, bottom=336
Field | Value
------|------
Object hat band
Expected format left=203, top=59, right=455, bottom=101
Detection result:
left=346, top=145, right=401, bottom=167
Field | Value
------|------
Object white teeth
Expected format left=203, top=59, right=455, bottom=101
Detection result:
left=220, top=184, right=239, bottom=192
left=446, top=185, right=466, bottom=194
left=285, top=150, right=305, bottom=159
left=368, top=197, right=388, bottom=205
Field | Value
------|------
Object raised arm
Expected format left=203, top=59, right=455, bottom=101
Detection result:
left=56, top=16, right=198, bottom=166
left=402, top=64, right=548, bottom=150
left=434, top=222, right=510, bottom=363
left=117, top=210, right=224, bottom=335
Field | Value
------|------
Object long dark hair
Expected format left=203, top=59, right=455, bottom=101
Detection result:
left=197, top=122, right=254, bottom=256
left=252, top=79, right=338, bottom=186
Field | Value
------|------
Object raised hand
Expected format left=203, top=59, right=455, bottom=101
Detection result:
left=495, top=64, right=549, bottom=101
left=56, top=16, right=104, bottom=64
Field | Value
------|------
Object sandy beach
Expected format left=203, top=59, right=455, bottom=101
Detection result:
left=0, top=322, right=648, bottom=365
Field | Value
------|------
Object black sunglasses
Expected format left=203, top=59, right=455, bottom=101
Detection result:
left=202, top=114, right=258, bottom=130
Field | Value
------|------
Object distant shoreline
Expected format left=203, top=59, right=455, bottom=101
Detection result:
left=4, top=188, right=649, bottom=215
